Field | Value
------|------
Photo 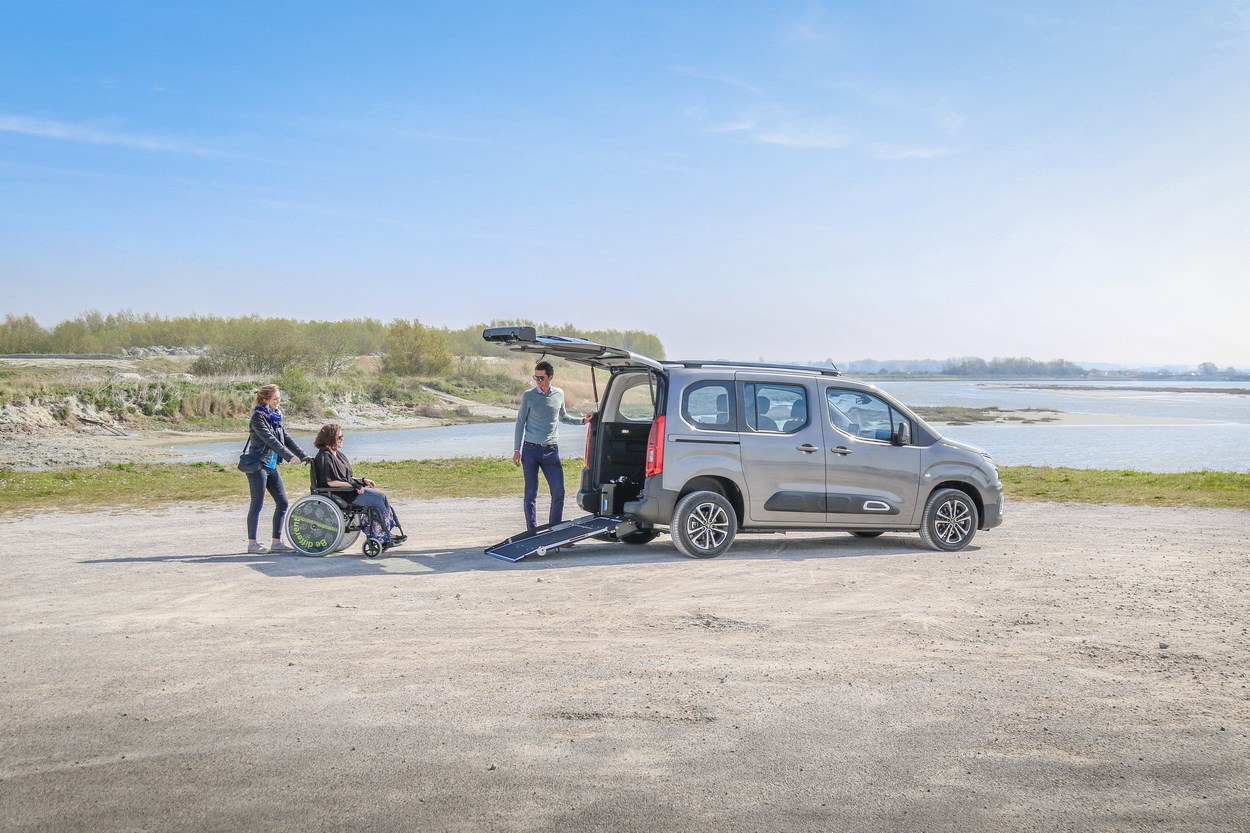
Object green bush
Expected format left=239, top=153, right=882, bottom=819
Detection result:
left=383, top=319, right=453, bottom=375
left=278, top=367, right=321, bottom=415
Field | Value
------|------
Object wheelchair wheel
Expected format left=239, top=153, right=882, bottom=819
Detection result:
left=334, top=527, right=361, bottom=553
left=363, top=539, right=382, bottom=558
left=285, top=495, right=345, bottom=556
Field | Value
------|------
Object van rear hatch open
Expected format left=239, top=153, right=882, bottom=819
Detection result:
left=483, top=326, right=663, bottom=372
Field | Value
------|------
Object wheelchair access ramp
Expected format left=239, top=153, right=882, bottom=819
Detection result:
left=485, top=515, right=635, bottom=562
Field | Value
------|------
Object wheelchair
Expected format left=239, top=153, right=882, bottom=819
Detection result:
left=284, top=466, right=406, bottom=558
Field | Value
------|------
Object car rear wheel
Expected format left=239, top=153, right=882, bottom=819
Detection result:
left=671, top=490, right=736, bottom=558
left=919, top=488, right=978, bottom=552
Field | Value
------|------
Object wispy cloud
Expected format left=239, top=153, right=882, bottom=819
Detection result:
left=755, top=125, right=850, bottom=150
left=706, top=116, right=758, bottom=134
left=832, top=81, right=965, bottom=134
left=0, top=114, right=216, bottom=155
left=671, top=66, right=763, bottom=95
left=0, top=159, right=110, bottom=178
left=787, top=4, right=837, bottom=46
left=870, top=144, right=959, bottom=160
left=696, top=103, right=850, bottom=150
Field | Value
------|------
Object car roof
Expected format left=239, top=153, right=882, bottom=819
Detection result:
left=662, top=360, right=842, bottom=377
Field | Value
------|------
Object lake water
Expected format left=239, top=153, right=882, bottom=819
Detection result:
left=169, top=380, right=1250, bottom=473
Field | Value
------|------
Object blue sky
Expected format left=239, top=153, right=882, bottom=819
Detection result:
left=2, top=1, right=1248, bottom=367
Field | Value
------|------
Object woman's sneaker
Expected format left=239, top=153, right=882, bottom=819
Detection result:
left=247, top=543, right=269, bottom=554
left=269, top=542, right=296, bottom=554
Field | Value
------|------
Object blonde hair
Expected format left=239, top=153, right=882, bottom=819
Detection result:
left=255, top=384, right=280, bottom=406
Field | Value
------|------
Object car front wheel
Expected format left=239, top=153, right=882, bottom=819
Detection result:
left=671, top=490, right=736, bottom=558
left=919, top=488, right=979, bottom=552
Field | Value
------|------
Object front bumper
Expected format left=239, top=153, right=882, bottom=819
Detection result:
left=981, top=484, right=1004, bottom=530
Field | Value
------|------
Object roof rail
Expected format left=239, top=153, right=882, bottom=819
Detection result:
left=664, top=360, right=842, bottom=377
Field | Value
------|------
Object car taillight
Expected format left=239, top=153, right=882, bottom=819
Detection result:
left=645, top=415, right=664, bottom=478
left=583, top=411, right=595, bottom=466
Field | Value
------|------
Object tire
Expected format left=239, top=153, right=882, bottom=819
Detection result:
left=334, top=527, right=361, bottom=553
left=919, top=488, right=979, bottom=552
left=363, top=539, right=382, bottom=558
left=671, top=490, right=736, bottom=559
left=619, top=529, right=659, bottom=545
left=850, top=531, right=884, bottom=538
left=285, top=495, right=345, bottom=556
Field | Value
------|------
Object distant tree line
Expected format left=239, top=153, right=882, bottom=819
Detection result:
left=940, top=357, right=1088, bottom=376
left=0, top=311, right=665, bottom=377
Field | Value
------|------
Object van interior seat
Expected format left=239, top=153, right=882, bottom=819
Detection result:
left=784, top=399, right=806, bottom=431
left=756, top=395, right=780, bottom=432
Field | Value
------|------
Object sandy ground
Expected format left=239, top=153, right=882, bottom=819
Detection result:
left=1, top=498, right=1247, bottom=832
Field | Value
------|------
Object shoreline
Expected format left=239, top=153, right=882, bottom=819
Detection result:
left=0, top=407, right=1218, bottom=471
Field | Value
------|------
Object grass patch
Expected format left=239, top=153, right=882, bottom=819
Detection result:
left=0, top=458, right=586, bottom=515
left=999, top=466, right=1250, bottom=509
left=2, top=461, right=1247, bottom=516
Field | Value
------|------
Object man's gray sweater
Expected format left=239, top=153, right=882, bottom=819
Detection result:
left=514, top=387, right=581, bottom=450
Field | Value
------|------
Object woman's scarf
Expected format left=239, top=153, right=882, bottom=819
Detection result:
left=256, top=403, right=284, bottom=433
left=254, top=404, right=284, bottom=466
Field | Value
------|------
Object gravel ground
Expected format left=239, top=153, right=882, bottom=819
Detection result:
left=1, top=499, right=1247, bottom=833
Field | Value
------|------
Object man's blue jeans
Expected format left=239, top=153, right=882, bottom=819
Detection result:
left=521, top=442, right=564, bottom=530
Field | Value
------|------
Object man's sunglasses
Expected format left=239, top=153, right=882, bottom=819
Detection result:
left=532, top=374, right=549, bottom=381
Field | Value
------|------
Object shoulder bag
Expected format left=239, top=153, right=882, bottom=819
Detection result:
left=237, top=437, right=264, bottom=473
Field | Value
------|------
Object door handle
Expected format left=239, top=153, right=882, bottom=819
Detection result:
left=830, top=446, right=852, bottom=455
left=797, top=443, right=819, bottom=453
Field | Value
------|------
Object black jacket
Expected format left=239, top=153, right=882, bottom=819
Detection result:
left=313, top=448, right=361, bottom=502
left=247, top=409, right=308, bottom=466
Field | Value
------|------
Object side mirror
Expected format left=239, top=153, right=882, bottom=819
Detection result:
left=893, top=421, right=911, bottom=446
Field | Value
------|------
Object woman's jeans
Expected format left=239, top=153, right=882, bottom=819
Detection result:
left=521, top=441, right=564, bottom=530
left=246, top=466, right=289, bottom=541
left=353, top=488, right=394, bottom=539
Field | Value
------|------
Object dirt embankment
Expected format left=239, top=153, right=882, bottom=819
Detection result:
left=0, top=388, right=518, bottom=470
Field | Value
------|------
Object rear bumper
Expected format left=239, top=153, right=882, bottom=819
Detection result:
left=622, top=477, right=679, bottom=527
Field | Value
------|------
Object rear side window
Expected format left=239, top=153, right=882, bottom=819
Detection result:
left=682, top=381, right=735, bottom=431
left=744, top=383, right=808, bottom=434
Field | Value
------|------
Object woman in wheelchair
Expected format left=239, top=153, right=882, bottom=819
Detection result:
left=312, top=424, right=405, bottom=546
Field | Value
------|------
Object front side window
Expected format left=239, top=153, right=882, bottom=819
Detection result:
left=744, top=383, right=808, bottom=434
left=682, top=381, right=735, bottom=431
left=826, top=388, right=909, bottom=443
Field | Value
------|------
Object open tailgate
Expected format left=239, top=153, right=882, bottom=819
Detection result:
left=483, top=326, right=663, bottom=372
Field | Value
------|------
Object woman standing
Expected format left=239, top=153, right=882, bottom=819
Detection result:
left=245, top=384, right=311, bottom=554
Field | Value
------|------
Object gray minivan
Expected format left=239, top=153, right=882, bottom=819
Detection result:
left=484, top=327, right=1003, bottom=559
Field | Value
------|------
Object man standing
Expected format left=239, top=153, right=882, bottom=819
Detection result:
left=513, top=360, right=592, bottom=530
